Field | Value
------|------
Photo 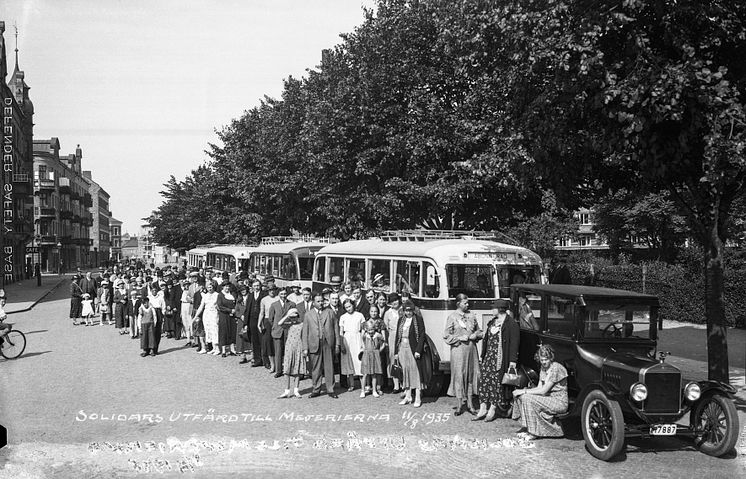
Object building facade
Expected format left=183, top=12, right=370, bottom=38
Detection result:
left=32, top=139, right=94, bottom=272
left=83, top=171, right=111, bottom=267
left=110, top=217, right=122, bottom=262
left=121, top=235, right=138, bottom=260
left=1, top=21, right=35, bottom=285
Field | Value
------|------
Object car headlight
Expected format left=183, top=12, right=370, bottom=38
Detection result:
left=684, top=382, right=701, bottom=401
left=630, top=382, right=648, bottom=402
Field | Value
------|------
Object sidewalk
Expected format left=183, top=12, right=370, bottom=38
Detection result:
left=3, top=274, right=68, bottom=314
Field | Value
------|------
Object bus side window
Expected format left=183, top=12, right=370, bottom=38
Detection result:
left=348, top=258, right=366, bottom=290
left=395, top=260, right=420, bottom=296
left=369, top=259, right=391, bottom=292
left=314, top=257, right=326, bottom=282
left=424, top=262, right=440, bottom=298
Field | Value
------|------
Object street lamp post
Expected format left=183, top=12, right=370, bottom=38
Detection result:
left=57, top=241, right=62, bottom=275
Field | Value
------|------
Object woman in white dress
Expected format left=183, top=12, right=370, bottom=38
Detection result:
left=339, top=298, right=364, bottom=391
left=194, top=281, right=220, bottom=355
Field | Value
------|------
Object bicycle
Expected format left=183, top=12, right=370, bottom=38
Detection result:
left=0, top=329, right=26, bottom=359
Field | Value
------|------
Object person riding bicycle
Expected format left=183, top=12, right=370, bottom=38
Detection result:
left=0, top=293, right=10, bottom=338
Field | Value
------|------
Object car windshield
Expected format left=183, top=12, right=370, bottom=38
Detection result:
left=582, top=303, right=655, bottom=340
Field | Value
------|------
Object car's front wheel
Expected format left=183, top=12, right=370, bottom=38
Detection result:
left=691, top=393, right=739, bottom=457
left=581, top=390, right=625, bottom=461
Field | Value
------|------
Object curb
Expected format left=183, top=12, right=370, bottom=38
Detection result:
left=6, top=277, right=68, bottom=315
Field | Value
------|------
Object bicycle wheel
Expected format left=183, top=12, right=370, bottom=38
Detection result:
left=0, top=330, right=26, bottom=359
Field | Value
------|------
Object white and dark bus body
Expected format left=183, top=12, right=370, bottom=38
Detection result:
left=205, top=245, right=255, bottom=280
left=186, top=246, right=211, bottom=269
left=312, top=231, right=543, bottom=393
left=249, top=237, right=335, bottom=289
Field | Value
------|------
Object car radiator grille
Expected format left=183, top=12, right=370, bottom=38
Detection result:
left=644, top=371, right=681, bottom=413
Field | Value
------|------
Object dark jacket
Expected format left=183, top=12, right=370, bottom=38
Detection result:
left=269, top=300, right=297, bottom=339
left=354, top=297, right=371, bottom=319
left=301, top=307, right=339, bottom=353
left=244, top=290, right=266, bottom=324
left=481, top=314, right=519, bottom=372
left=394, top=311, right=429, bottom=386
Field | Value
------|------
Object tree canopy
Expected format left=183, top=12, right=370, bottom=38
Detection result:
left=148, top=0, right=745, bottom=381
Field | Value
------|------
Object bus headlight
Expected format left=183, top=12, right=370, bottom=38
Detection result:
left=630, top=382, right=648, bottom=402
left=684, top=382, right=701, bottom=401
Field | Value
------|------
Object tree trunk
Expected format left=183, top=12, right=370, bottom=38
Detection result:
left=704, top=221, right=729, bottom=383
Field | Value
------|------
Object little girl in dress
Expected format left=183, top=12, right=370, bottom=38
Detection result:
left=81, top=293, right=94, bottom=326
left=359, top=319, right=385, bottom=398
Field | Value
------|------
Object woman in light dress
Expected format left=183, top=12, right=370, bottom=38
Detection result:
left=339, top=298, right=364, bottom=391
left=383, top=293, right=402, bottom=392
left=444, top=293, right=482, bottom=416
left=194, top=281, right=220, bottom=355
left=278, top=306, right=305, bottom=399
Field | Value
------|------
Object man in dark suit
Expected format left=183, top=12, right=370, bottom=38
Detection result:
left=244, top=279, right=266, bottom=366
left=327, top=291, right=346, bottom=387
left=294, top=287, right=313, bottom=321
left=302, top=292, right=340, bottom=398
left=80, top=271, right=98, bottom=312
left=125, top=291, right=142, bottom=339
left=550, top=257, right=572, bottom=285
left=352, top=287, right=370, bottom=319
left=269, top=288, right=296, bottom=377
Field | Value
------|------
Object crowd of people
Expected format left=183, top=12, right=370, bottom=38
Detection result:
left=68, top=262, right=568, bottom=439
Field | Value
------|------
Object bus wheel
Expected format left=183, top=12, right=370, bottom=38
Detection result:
left=425, top=373, right=447, bottom=397
left=421, top=352, right=445, bottom=397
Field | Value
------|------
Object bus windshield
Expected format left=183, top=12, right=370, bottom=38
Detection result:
left=446, top=264, right=495, bottom=299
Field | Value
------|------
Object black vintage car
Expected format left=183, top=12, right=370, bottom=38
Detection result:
left=510, top=284, right=739, bottom=461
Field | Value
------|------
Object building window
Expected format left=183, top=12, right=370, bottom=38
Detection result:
left=579, top=235, right=592, bottom=247
left=559, top=237, right=570, bottom=247
left=578, top=212, right=591, bottom=225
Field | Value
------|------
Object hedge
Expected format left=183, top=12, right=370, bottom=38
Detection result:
left=561, top=249, right=745, bottom=328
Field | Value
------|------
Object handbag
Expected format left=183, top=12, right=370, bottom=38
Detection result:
left=501, top=365, right=523, bottom=387
left=390, top=359, right=403, bottom=381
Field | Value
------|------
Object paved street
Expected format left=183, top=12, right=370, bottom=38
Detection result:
left=1, top=279, right=745, bottom=478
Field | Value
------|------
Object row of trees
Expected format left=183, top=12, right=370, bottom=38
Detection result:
left=149, top=0, right=746, bottom=382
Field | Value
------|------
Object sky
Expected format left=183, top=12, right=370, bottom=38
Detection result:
left=2, top=0, right=375, bottom=234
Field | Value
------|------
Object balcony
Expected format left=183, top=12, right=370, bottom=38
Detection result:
left=82, top=215, right=94, bottom=227
left=34, top=178, right=55, bottom=193
left=58, top=177, right=71, bottom=195
left=12, top=173, right=32, bottom=195
left=59, top=210, right=73, bottom=220
left=72, top=214, right=81, bottom=223
left=38, top=235, right=57, bottom=245
left=35, top=207, right=56, bottom=219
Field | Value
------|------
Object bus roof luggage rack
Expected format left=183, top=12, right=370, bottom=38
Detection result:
left=260, top=236, right=337, bottom=245
left=379, top=229, right=518, bottom=244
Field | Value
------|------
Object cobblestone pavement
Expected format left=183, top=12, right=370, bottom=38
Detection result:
left=0, top=282, right=744, bottom=478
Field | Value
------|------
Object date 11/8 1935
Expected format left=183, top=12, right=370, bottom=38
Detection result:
left=402, top=412, right=451, bottom=429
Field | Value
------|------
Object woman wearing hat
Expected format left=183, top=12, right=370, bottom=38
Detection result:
left=216, top=282, right=237, bottom=358
left=394, top=300, right=426, bottom=407
left=474, top=299, right=519, bottom=422
left=69, top=276, right=83, bottom=326
left=444, top=294, right=483, bottom=416
left=383, top=293, right=402, bottom=392
left=113, top=279, right=129, bottom=335
left=98, top=279, right=112, bottom=326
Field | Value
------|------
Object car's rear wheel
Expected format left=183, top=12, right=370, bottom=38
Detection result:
left=691, top=393, right=739, bottom=457
left=581, top=390, right=625, bottom=461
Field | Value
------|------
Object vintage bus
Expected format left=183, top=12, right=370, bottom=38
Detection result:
left=312, top=230, right=544, bottom=394
left=249, top=237, right=335, bottom=289
left=205, top=245, right=255, bottom=277
left=186, top=245, right=212, bottom=269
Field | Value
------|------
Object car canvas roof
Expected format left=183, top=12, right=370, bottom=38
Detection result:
left=514, top=284, right=660, bottom=305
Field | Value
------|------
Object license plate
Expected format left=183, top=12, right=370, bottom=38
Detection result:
left=650, top=424, right=677, bottom=436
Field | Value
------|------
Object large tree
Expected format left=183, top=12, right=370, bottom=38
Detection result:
left=485, top=0, right=746, bottom=382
